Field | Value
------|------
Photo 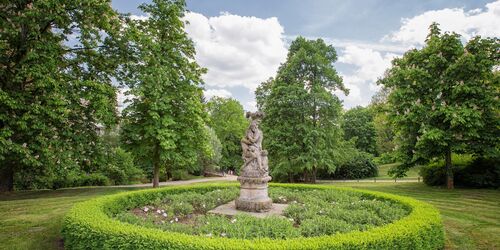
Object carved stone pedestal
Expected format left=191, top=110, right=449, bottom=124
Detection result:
left=235, top=176, right=272, bottom=212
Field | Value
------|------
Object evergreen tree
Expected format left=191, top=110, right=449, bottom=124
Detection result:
left=257, top=37, right=347, bottom=183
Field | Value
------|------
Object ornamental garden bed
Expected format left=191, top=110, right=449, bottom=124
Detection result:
left=62, top=183, right=444, bottom=249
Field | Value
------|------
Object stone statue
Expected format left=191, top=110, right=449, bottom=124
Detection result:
left=240, top=112, right=268, bottom=177
left=235, top=111, right=272, bottom=212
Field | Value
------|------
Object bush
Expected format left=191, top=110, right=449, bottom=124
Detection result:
left=62, top=183, right=444, bottom=249
left=420, top=155, right=499, bottom=188
left=101, top=148, right=144, bottom=185
left=171, top=169, right=190, bottom=181
left=334, top=152, right=378, bottom=179
left=78, top=173, right=110, bottom=186
left=456, top=157, right=500, bottom=188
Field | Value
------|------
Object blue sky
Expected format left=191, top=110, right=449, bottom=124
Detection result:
left=113, top=0, right=500, bottom=111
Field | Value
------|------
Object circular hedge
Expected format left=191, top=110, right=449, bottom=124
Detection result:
left=62, top=183, right=444, bottom=249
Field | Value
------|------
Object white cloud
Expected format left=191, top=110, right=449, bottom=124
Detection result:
left=384, top=0, right=500, bottom=45
left=244, top=101, right=258, bottom=112
left=204, top=88, right=232, bottom=99
left=336, top=46, right=398, bottom=108
left=184, top=12, right=288, bottom=91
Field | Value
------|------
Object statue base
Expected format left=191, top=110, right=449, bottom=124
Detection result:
left=235, top=176, right=272, bottom=212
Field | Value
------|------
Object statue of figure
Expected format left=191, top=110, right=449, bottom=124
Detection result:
left=236, top=111, right=272, bottom=212
left=240, top=112, right=268, bottom=177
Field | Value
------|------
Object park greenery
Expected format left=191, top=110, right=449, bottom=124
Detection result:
left=114, top=186, right=408, bottom=239
left=61, top=183, right=443, bottom=249
left=1, top=0, right=498, bottom=192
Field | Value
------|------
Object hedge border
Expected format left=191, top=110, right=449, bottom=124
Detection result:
left=62, top=183, right=444, bottom=249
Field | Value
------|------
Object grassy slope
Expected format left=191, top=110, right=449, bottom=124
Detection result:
left=0, top=182, right=498, bottom=250
left=377, top=163, right=421, bottom=178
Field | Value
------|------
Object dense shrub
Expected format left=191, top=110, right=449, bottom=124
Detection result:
left=333, top=152, right=378, bottom=179
left=79, top=173, right=110, bottom=186
left=62, top=183, right=444, bottom=249
left=420, top=155, right=499, bottom=188
left=101, top=148, right=144, bottom=185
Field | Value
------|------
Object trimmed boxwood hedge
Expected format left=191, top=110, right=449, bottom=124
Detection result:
left=62, top=183, right=444, bottom=249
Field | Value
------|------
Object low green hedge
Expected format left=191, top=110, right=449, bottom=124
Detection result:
left=62, top=183, right=444, bottom=249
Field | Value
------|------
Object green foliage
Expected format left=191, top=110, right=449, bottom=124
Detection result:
left=62, top=183, right=444, bottom=249
left=373, top=152, right=399, bottom=165
left=197, top=126, right=222, bottom=174
left=378, top=23, right=500, bottom=187
left=257, top=37, right=348, bottom=183
left=0, top=0, right=123, bottom=191
left=206, top=97, right=248, bottom=172
left=342, top=106, right=377, bottom=155
left=101, top=147, right=144, bottom=185
left=333, top=152, right=378, bottom=179
left=119, top=0, right=208, bottom=186
left=420, top=155, right=499, bottom=187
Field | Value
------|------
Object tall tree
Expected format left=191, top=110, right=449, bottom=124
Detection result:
left=342, top=106, right=377, bottom=155
left=257, top=37, right=348, bottom=183
left=206, top=97, right=248, bottom=172
left=379, top=23, right=500, bottom=189
left=370, top=88, right=396, bottom=155
left=119, top=0, right=208, bottom=188
left=0, top=1, right=121, bottom=191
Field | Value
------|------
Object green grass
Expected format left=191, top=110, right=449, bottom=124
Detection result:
left=322, top=182, right=500, bottom=250
left=377, top=163, right=421, bottom=178
left=0, top=182, right=498, bottom=250
left=0, top=187, right=145, bottom=250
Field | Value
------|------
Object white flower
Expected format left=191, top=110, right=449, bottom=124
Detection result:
left=162, top=213, right=167, bottom=217
left=221, top=233, right=227, bottom=237
left=22, top=143, right=27, bottom=148
left=231, top=219, right=237, bottom=224
left=175, top=217, right=178, bottom=222
left=206, top=233, right=212, bottom=237
left=288, top=218, right=294, bottom=222
left=143, top=207, right=149, bottom=212
left=156, top=209, right=161, bottom=214
left=169, top=220, right=173, bottom=223
left=202, top=204, right=206, bottom=208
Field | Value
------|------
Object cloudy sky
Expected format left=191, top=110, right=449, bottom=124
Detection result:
left=113, top=0, right=500, bottom=111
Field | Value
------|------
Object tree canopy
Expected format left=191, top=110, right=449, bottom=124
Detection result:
left=342, top=106, right=377, bottom=155
left=119, top=0, right=208, bottom=187
left=379, top=23, right=500, bottom=188
left=206, top=97, right=248, bottom=172
left=257, top=37, right=348, bottom=183
left=0, top=0, right=122, bottom=191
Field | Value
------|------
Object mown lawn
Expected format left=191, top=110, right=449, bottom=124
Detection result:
left=0, top=182, right=498, bottom=250
left=326, top=182, right=500, bottom=250
left=377, top=163, right=422, bottom=178
left=0, top=187, right=145, bottom=250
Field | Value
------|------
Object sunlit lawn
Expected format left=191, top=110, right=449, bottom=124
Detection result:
left=0, top=182, right=498, bottom=250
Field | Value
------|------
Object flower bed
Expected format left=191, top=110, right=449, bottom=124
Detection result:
left=62, top=183, right=444, bottom=249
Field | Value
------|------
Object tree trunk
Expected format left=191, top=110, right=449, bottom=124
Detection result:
left=445, top=148, right=454, bottom=189
left=0, top=167, right=14, bottom=192
left=152, top=145, right=160, bottom=188
left=311, top=166, right=317, bottom=184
